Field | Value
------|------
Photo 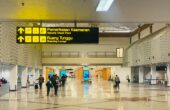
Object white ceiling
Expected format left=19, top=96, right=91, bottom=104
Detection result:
left=0, top=0, right=170, bottom=22
left=41, top=22, right=139, bottom=33
left=0, top=0, right=169, bottom=33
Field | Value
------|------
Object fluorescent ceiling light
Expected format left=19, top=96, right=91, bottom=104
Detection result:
left=96, top=0, right=114, bottom=11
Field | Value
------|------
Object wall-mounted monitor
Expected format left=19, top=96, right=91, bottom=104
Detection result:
left=83, top=70, right=89, bottom=81
left=156, top=66, right=167, bottom=71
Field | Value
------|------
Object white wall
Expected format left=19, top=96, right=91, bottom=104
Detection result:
left=143, top=67, right=151, bottom=79
left=140, top=28, right=150, bottom=39
left=42, top=57, right=123, bottom=65
left=155, top=71, right=166, bottom=79
left=42, top=37, right=130, bottom=52
left=42, top=37, right=130, bottom=65
left=152, top=23, right=167, bottom=33
left=0, top=22, right=42, bottom=68
left=125, top=25, right=170, bottom=66
left=99, top=37, right=130, bottom=48
left=0, top=64, right=10, bottom=82
left=111, top=66, right=131, bottom=83
left=131, top=34, right=138, bottom=43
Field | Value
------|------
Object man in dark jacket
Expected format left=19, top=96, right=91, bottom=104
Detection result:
left=38, top=75, right=44, bottom=90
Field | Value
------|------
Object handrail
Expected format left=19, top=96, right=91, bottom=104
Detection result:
left=42, top=51, right=118, bottom=58
left=42, top=51, right=80, bottom=58
left=87, top=51, right=117, bottom=58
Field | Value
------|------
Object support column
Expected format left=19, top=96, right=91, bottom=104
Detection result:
left=167, top=63, right=170, bottom=86
left=21, top=67, right=28, bottom=88
left=9, top=65, right=18, bottom=91
left=0, top=64, right=2, bottom=78
left=131, top=67, right=135, bottom=82
left=35, top=69, right=40, bottom=80
left=29, top=68, right=35, bottom=86
left=151, top=65, right=156, bottom=84
left=139, top=66, right=144, bottom=83
left=43, top=67, right=46, bottom=80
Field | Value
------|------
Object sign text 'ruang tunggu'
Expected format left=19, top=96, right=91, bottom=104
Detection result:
left=16, top=27, right=99, bottom=44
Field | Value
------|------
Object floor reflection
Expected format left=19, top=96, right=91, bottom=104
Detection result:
left=0, top=78, right=170, bottom=110
left=83, top=83, right=89, bottom=95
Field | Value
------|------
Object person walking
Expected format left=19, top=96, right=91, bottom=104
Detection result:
left=61, top=74, right=67, bottom=86
left=126, top=75, right=130, bottom=83
left=46, top=77, right=52, bottom=96
left=37, top=75, right=44, bottom=90
left=54, top=76, right=60, bottom=96
left=115, top=75, right=120, bottom=90
left=112, top=74, right=116, bottom=88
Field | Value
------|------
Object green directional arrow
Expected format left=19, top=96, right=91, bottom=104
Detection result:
left=18, top=36, right=24, bottom=43
left=18, top=27, right=24, bottom=34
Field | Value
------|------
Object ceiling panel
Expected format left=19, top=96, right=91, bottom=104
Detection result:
left=0, top=0, right=170, bottom=22
left=41, top=22, right=139, bottom=33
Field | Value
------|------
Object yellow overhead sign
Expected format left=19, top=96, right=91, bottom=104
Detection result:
left=40, top=36, right=47, bottom=43
left=25, top=28, right=32, bottom=34
left=33, top=28, right=39, bottom=34
left=25, top=36, right=32, bottom=42
left=16, top=27, right=99, bottom=44
left=17, top=36, right=24, bottom=43
left=40, top=28, right=46, bottom=34
left=33, top=36, right=39, bottom=42
left=18, top=27, right=24, bottom=34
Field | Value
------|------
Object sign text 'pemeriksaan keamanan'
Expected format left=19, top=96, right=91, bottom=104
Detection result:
left=16, top=27, right=99, bottom=44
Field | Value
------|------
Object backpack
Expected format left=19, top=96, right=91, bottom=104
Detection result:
left=39, top=77, right=44, bottom=83
left=46, top=80, right=51, bottom=87
left=56, top=79, right=60, bottom=86
left=115, top=77, right=120, bottom=83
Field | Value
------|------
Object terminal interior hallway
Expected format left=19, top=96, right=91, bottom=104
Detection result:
left=1, top=78, right=170, bottom=110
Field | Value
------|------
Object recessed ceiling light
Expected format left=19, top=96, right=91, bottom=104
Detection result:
left=96, top=0, right=114, bottom=11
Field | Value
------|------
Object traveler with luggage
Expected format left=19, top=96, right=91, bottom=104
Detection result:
left=115, top=75, right=120, bottom=90
left=34, top=80, right=39, bottom=89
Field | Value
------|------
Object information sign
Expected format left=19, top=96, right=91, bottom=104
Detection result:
left=16, top=27, right=99, bottom=44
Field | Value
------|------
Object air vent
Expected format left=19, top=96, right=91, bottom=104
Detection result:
left=168, top=53, right=170, bottom=56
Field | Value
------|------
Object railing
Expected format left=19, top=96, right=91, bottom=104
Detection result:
left=87, top=51, right=117, bottom=58
left=42, top=51, right=81, bottom=58
left=144, top=79, right=167, bottom=86
left=42, top=51, right=117, bottom=58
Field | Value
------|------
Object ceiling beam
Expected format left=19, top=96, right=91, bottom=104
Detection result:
left=100, top=32, right=131, bottom=37
left=130, top=24, right=153, bottom=37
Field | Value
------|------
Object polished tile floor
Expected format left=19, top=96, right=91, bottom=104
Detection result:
left=0, top=78, right=170, bottom=110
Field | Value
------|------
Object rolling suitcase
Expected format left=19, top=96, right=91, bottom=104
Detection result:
left=35, top=83, right=38, bottom=89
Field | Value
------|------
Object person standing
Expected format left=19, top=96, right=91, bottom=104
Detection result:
left=115, top=75, right=120, bottom=89
left=38, top=75, right=44, bottom=90
left=126, top=75, right=130, bottom=83
left=46, top=77, right=52, bottom=96
left=61, top=75, right=67, bottom=86
left=54, top=76, right=60, bottom=96
left=112, top=74, right=116, bottom=88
